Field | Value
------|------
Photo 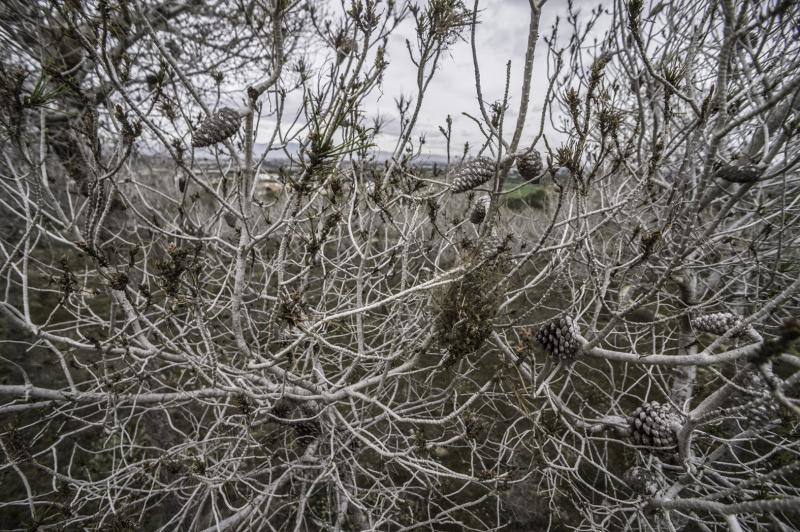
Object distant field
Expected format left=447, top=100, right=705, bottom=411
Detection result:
left=504, top=181, right=549, bottom=209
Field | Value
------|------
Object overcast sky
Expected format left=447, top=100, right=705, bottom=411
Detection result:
left=254, top=0, right=609, bottom=157
left=370, top=0, right=561, bottom=155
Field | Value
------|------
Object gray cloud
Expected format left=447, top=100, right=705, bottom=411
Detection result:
left=362, top=0, right=586, bottom=156
left=254, top=0, right=607, bottom=157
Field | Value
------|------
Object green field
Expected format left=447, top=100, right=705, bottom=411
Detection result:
left=504, top=182, right=549, bottom=209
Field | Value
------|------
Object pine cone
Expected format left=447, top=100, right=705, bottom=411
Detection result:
left=477, top=231, right=509, bottom=261
left=223, top=212, right=238, bottom=228
left=1, top=428, right=30, bottom=463
left=191, top=107, right=241, bottom=148
left=732, top=372, right=781, bottom=428
left=270, top=398, right=322, bottom=442
left=535, top=316, right=580, bottom=363
left=516, top=150, right=543, bottom=181
left=294, top=420, right=322, bottom=440
left=270, top=398, right=293, bottom=420
left=628, top=401, right=680, bottom=448
left=623, top=467, right=659, bottom=495
left=450, top=157, right=495, bottom=193
left=691, top=312, right=746, bottom=337
left=715, top=163, right=762, bottom=183
left=108, top=272, right=128, bottom=291
left=470, top=195, right=491, bottom=224
left=640, top=230, right=663, bottom=256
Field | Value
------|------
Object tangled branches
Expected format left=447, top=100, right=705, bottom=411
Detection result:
left=1, top=0, right=800, bottom=530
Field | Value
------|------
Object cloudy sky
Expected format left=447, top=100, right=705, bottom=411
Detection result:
left=251, top=0, right=609, bottom=158
left=369, top=0, right=566, bottom=155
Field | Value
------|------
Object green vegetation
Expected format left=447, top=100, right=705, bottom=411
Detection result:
left=505, top=182, right=549, bottom=210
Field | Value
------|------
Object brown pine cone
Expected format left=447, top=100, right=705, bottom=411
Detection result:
left=623, top=467, right=659, bottom=495
left=192, top=107, right=241, bottom=148
left=691, top=312, right=746, bottom=337
left=470, top=195, right=491, bottom=224
left=270, top=398, right=322, bottom=442
left=516, top=150, right=543, bottom=181
left=477, top=231, right=510, bottom=262
left=449, top=157, right=496, bottom=193
left=223, top=212, right=238, bottom=228
left=628, top=401, right=680, bottom=448
left=731, top=372, right=781, bottom=428
left=294, top=420, right=322, bottom=440
left=535, top=316, right=580, bottom=363
left=0, top=428, right=31, bottom=463
left=715, top=163, right=762, bottom=183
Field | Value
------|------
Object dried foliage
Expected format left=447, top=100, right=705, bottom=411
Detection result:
left=0, top=0, right=799, bottom=530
